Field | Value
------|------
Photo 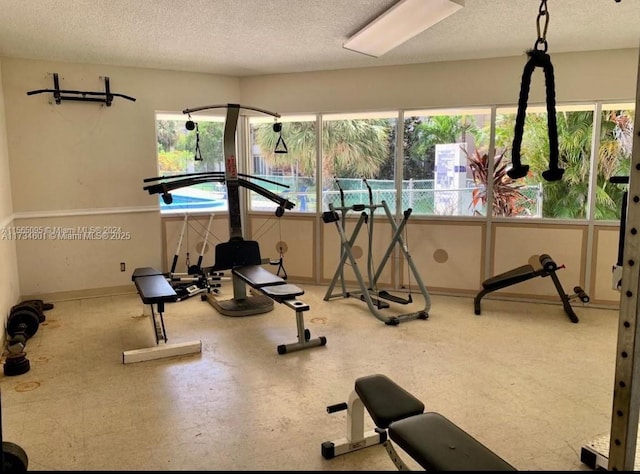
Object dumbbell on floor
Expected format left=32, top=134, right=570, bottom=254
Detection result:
left=3, top=353, right=30, bottom=377
left=3, top=299, right=53, bottom=376
left=3, top=440, right=28, bottom=472
left=11, top=299, right=54, bottom=324
left=4, top=305, right=41, bottom=377
left=6, top=308, right=39, bottom=342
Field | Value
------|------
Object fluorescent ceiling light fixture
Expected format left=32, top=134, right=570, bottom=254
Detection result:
left=343, top=0, right=464, bottom=58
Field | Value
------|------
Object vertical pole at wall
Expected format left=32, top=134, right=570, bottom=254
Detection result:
left=315, top=114, right=323, bottom=284
left=584, top=101, right=603, bottom=298
left=224, top=104, right=243, bottom=240
left=608, top=45, right=640, bottom=472
left=483, top=106, right=497, bottom=280
left=394, top=111, right=405, bottom=289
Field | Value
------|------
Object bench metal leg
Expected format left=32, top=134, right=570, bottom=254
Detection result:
left=384, top=440, right=411, bottom=471
left=150, top=304, right=168, bottom=344
left=277, top=308, right=327, bottom=355
left=123, top=303, right=201, bottom=364
left=321, top=390, right=387, bottom=459
left=547, top=270, right=580, bottom=323
left=474, top=288, right=489, bottom=315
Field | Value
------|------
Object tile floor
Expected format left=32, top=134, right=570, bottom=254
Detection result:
left=0, top=282, right=621, bottom=471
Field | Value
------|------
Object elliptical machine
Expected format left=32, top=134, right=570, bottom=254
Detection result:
left=322, top=177, right=431, bottom=325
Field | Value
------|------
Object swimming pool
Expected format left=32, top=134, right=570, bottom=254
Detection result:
left=159, top=193, right=226, bottom=212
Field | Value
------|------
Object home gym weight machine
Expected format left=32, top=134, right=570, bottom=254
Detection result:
left=144, top=103, right=326, bottom=354
left=166, top=213, right=225, bottom=301
left=322, top=177, right=430, bottom=325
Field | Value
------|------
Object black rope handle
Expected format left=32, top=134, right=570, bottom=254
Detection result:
left=508, top=0, right=563, bottom=182
left=508, top=49, right=563, bottom=182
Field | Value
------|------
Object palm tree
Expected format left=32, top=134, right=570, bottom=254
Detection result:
left=487, top=109, right=633, bottom=219
left=180, top=121, right=224, bottom=173
left=253, top=118, right=393, bottom=190
left=156, top=120, right=179, bottom=152
left=595, top=109, right=633, bottom=220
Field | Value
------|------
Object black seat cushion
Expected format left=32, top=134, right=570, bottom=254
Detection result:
left=134, top=275, right=177, bottom=304
left=232, top=265, right=286, bottom=288
left=482, top=264, right=536, bottom=291
left=132, top=267, right=164, bottom=281
left=389, top=412, right=516, bottom=471
left=260, top=284, right=304, bottom=301
left=354, top=374, right=424, bottom=429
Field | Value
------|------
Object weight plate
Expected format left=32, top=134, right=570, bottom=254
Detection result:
left=18, top=299, right=43, bottom=310
left=7, top=309, right=39, bottom=339
left=2, top=441, right=28, bottom=472
left=3, top=355, right=30, bottom=376
left=11, top=302, right=44, bottom=323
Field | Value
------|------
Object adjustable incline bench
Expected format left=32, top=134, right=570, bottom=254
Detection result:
left=322, top=374, right=515, bottom=471
left=208, top=239, right=327, bottom=355
left=474, top=254, right=589, bottom=323
left=124, top=267, right=202, bottom=364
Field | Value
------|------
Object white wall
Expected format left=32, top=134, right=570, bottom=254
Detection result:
left=1, top=58, right=240, bottom=297
left=0, top=59, right=21, bottom=333
left=239, top=49, right=638, bottom=113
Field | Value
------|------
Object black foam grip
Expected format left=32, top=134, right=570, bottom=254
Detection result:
left=539, top=254, right=557, bottom=272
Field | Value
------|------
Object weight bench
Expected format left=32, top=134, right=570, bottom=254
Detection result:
left=322, top=374, right=516, bottom=471
left=474, top=254, right=589, bottom=324
left=207, top=239, right=326, bottom=355
left=231, top=265, right=327, bottom=354
left=124, top=267, right=202, bottom=364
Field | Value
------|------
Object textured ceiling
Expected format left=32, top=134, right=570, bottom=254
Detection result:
left=0, top=0, right=638, bottom=77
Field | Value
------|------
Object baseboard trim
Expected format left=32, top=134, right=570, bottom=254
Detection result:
left=21, top=285, right=137, bottom=303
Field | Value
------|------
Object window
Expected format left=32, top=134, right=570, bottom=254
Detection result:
left=154, top=103, right=635, bottom=222
left=595, top=104, right=634, bottom=221
left=321, top=112, right=398, bottom=215
left=493, top=104, right=595, bottom=219
left=155, top=113, right=227, bottom=214
left=248, top=115, right=317, bottom=213
left=402, top=108, right=492, bottom=217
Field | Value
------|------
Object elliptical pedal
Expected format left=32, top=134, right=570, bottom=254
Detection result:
left=378, top=291, right=412, bottom=305
left=360, top=294, right=390, bottom=309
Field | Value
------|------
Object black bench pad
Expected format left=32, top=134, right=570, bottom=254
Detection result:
left=232, top=265, right=286, bottom=288
left=132, top=268, right=177, bottom=305
left=260, top=284, right=304, bottom=301
left=388, top=412, right=516, bottom=471
left=482, top=264, right=535, bottom=291
left=355, top=374, right=424, bottom=429
left=132, top=266, right=164, bottom=281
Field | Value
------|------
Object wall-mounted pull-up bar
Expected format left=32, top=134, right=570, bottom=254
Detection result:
left=26, top=73, right=136, bottom=106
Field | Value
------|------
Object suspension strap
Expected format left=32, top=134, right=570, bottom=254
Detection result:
left=507, top=0, right=563, bottom=182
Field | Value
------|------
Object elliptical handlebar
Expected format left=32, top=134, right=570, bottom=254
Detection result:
left=362, top=178, right=373, bottom=206
left=333, top=176, right=345, bottom=208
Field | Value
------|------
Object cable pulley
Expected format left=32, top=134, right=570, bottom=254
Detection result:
left=185, top=114, right=203, bottom=161
left=273, top=122, right=288, bottom=154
